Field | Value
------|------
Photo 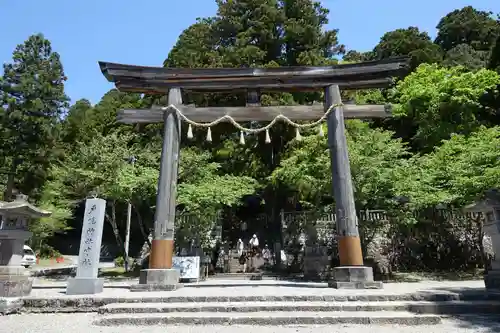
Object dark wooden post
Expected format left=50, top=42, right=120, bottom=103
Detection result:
left=325, top=85, right=381, bottom=289
left=149, top=88, right=182, bottom=270
left=133, top=88, right=182, bottom=291
left=324, top=85, right=363, bottom=266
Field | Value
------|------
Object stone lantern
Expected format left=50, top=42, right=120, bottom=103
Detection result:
left=0, top=194, right=51, bottom=297
left=464, top=189, right=500, bottom=290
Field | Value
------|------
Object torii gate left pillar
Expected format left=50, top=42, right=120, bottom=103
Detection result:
left=132, top=88, right=182, bottom=292
left=325, top=85, right=382, bottom=289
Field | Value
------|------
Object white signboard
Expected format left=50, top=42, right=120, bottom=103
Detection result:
left=76, top=198, right=106, bottom=279
left=172, top=256, right=200, bottom=280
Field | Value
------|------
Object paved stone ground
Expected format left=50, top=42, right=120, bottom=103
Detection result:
left=32, top=277, right=133, bottom=288
left=27, top=279, right=487, bottom=298
left=1, top=313, right=500, bottom=333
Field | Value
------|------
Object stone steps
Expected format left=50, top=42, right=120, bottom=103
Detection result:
left=94, top=299, right=500, bottom=326
left=22, top=290, right=500, bottom=313
left=97, top=300, right=500, bottom=315
left=94, top=310, right=442, bottom=326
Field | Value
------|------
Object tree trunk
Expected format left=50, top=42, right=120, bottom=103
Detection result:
left=132, top=203, right=151, bottom=247
left=3, top=160, right=17, bottom=201
left=105, top=200, right=125, bottom=256
left=477, top=215, right=488, bottom=270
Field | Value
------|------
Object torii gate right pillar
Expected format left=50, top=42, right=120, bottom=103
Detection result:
left=325, top=85, right=382, bottom=289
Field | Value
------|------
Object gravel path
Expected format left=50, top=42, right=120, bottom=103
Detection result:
left=1, top=313, right=499, bottom=333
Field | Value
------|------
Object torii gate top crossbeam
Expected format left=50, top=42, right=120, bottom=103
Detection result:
left=99, top=57, right=409, bottom=93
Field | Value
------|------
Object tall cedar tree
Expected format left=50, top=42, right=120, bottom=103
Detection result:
left=0, top=34, right=69, bottom=200
left=163, top=0, right=346, bottom=215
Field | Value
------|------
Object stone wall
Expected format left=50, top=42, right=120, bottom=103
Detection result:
left=303, top=245, right=331, bottom=280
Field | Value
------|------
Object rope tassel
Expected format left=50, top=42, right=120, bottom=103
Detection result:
left=239, top=131, right=245, bottom=145
left=318, top=124, right=324, bottom=137
left=295, top=128, right=302, bottom=141
left=265, top=128, right=271, bottom=144
left=187, top=124, right=194, bottom=139
left=206, top=127, right=212, bottom=142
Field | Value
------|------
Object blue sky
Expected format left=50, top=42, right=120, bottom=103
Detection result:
left=1, top=0, right=499, bottom=104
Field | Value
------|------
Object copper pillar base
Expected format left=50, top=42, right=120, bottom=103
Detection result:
left=338, top=236, right=363, bottom=266
left=149, top=239, right=174, bottom=269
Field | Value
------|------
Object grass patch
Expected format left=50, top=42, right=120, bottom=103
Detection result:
left=98, top=267, right=139, bottom=280
left=387, top=269, right=484, bottom=283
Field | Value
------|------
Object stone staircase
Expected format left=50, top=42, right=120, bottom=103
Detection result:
left=227, top=250, right=242, bottom=273
left=91, top=293, right=500, bottom=326
left=225, top=250, right=265, bottom=273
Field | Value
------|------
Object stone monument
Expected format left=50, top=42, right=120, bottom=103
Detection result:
left=0, top=194, right=51, bottom=298
left=66, top=198, right=106, bottom=295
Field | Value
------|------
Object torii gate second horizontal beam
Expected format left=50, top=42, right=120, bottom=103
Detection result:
left=117, top=104, right=392, bottom=124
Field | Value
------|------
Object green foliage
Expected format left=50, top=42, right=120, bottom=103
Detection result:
left=342, top=50, right=374, bottom=63
left=490, top=35, right=500, bottom=72
left=396, top=126, right=500, bottom=208
left=43, top=126, right=257, bottom=247
left=0, top=34, right=69, bottom=200
left=30, top=201, right=73, bottom=240
left=392, top=64, right=500, bottom=151
left=166, top=0, right=344, bottom=68
left=164, top=18, right=221, bottom=68
left=373, top=27, right=443, bottom=69
left=114, top=256, right=125, bottom=267
left=443, top=44, right=491, bottom=70
left=48, top=132, right=143, bottom=200
left=271, top=121, right=411, bottom=209
left=435, top=6, right=500, bottom=52
left=61, top=99, right=93, bottom=144
left=177, top=148, right=259, bottom=214
left=351, top=89, right=387, bottom=105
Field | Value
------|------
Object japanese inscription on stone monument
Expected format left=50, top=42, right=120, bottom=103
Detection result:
left=75, top=198, right=106, bottom=279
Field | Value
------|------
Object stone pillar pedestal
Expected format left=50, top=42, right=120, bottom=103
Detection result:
left=328, top=266, right=383, bottom=289
left=485, top=261, right=500, bottom=290
left=130, top=268, right=181, bottom=292
left=66, top=277, right=104, bottom=295
left=0, top=230, right=33, bottom=297
left=0, top=266, right=32, bottom=297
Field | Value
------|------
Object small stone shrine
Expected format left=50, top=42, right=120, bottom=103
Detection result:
left=0, top=194, right=51, bottom=297
left=66, top=198, right=106, bottom=295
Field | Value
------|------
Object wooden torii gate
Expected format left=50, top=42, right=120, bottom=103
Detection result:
left=99, top=57, right=408, bottom=290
